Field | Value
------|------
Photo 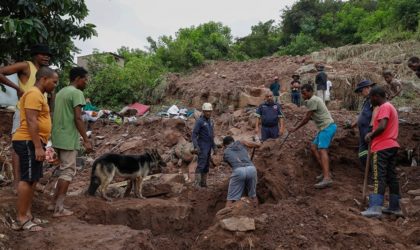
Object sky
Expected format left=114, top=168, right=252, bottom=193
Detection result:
left=73, top=0, right=296, bottom=57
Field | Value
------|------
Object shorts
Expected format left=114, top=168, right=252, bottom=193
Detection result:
left=56, top=149, right=78, bottom=182
left=227, top=166, right=257, bottom=201
left=11, top=109, right=20, bottom=134
left=12, top=140, right=44, bottom=182
left=312, top=123, right=337, bottom=149
left=261, top=125, right=279, bottom=141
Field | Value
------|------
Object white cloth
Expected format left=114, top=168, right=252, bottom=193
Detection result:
left=325, top=80, right=332, bottom=101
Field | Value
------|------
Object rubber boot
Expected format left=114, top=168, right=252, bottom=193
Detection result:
left=361, top=194, right=384, bottom=218
left=200, top=173, right=207, bottom=188
left=382, top=194, right=403, bottom=217
left=194, top=173, right=202, bottom=187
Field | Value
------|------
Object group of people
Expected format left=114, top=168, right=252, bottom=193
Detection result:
left=192, top=58, right=417, bottom=216
left=268, top=64, right=333, bottom=108
left=0, top=44, right=92, bottom=231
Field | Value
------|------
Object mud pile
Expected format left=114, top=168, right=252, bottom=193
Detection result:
left=1, top=41, right=420, bottom=249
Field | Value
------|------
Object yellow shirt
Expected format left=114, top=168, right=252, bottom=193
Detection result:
left=12, top=87, right=51, bottom=144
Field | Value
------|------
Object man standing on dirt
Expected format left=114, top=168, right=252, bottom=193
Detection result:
left=407, top=56, right=420, bottom=78
left=192, top=102, right=216, bottom=187
left=51, top=67, right=93, bottom=217
left=382, top=70, right=402, bottom=100
left=290, top=74, right=301, bottom=107
left=0, top=44, right=52, bottom=191
left=12, top=67, right=58, bottom=231
left=269, top=76, right=281, bottom=103
left=315, top=64, right=328, bottom=103
left=222, top=136, right=261, bottom=208
left=361, top=86, right=401, bottom=218
left=350, top=80, right=375, bottom=173
left=290, top=84, right=337, bottom=189
left=255, top=91, right=285, bottom=141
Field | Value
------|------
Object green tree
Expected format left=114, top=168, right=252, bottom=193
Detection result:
left=0, top=0, right=97, bottom=66
left=277, top=33, right=323, bottom=56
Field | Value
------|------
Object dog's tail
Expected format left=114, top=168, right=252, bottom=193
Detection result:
left=87, top=159, right=101, bottom=196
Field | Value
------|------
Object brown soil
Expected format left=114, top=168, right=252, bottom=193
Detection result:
left=1, top=42, right=420, bottom=249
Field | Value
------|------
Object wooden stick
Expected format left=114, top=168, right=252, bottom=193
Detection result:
left=362, top=145, right=371, bottom=207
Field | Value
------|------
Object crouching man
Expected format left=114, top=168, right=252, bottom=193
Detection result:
left=222, top=136, right=261, bottom=208
left=361, top=86, right=401, bottom=218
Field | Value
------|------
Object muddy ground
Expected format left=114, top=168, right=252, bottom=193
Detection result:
left=1, top=42, right=420, bottom=249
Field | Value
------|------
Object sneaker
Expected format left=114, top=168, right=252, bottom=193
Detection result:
left=314, top=179, right=333, bottom=189
left=315, top=173, right=333, bottom=182
left=361, top=206, right=382, bottom=218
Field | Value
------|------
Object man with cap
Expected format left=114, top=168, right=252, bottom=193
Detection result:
left=255, top=91, right=285, bottom=141
left=315, top=64, right=328, bottom=103
left=290, top=74, right=301, bottom=106
left=407, top=56, right=420, bottom=78
left=192, top=103, right=217, bottom=187
left=349, top=80, right=376, bottom=172
left=0, top=44, right=52, bottom=191
left=269, top=76, right=281, bottom=103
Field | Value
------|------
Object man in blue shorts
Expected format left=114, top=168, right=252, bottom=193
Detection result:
left=290, top=84, right=337, bottom=189
left=222, top=136, right=261, bottom=208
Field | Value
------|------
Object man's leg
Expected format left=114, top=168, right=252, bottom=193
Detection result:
left=319, top=149, right=331, bottom=180
left=383, top=148, right=402, bottom=215
left=245, top=166, right=258, bottom=208
left=11, top=148, right=20, bottom=191
left=226, top=168, right=245, bottom=207
left=53, top=149, right=77, bottom=217
left=311, top=144, right=322, bottom=166
left=314, top=124, right=336, bottom=188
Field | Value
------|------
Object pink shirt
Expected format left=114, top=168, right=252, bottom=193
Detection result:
left=371, top=102, right=399, bottom=152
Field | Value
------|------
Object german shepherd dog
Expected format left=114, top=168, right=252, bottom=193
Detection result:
left=87, top=149, right=166, bottom=201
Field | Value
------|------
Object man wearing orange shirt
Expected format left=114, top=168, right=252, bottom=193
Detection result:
left=11, top=67, right=58, bottom=231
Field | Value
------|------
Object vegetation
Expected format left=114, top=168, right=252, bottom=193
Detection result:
left=1, top=0, right=419, bottom=107
left=0, top=0, right=97, bottom=66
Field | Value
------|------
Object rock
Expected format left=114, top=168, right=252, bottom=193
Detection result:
left=296, top=64, right=317, bottom=74
left=118, top=136, right=143, bottom=152
left=142, top=174, right=185, bottom=197
left=95, top=136, right=105, bottom=140
left=296, top=234, right=308, bottom=241
left=255, top=213, right=269, bottom=224
left=413, top=196, right=420, bottom=205
left=238, top=92, right=264, bottom=108
left=408, top=189, right=420, bottom=196
left=220, top=216, right=255, bottom=232
left=229, top=127, right=242, bottom=136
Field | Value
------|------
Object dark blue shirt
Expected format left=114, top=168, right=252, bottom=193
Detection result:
left=256, top=102, right=284, bottom=127
left=315, top=71, right=327, bottom=90
left=223, top=141, right=254, bottom=170
left=192, top=116, right=215, bottom=149
left=270, top=81, right=281, bottom=96
left=357, top=97, right=373, bottom=146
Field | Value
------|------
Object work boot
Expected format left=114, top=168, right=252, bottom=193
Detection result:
left=382, top=194, right=403, bottom=217
left=314, top=179, right=333, bottom=189
left=194, top=173, right=202, bottom=187
left=361, top=194, right=384, bottom=218
left=200, top=173, right=208, bottom=188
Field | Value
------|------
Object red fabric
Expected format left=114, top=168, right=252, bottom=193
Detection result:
left=371, top=102, right=399, bottom=152
left=128, top=102, right=150, bottom=116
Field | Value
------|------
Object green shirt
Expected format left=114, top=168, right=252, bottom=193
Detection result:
left=304, top=95, right=334, bottom=130
left=52, top=86, right=86, bottom=150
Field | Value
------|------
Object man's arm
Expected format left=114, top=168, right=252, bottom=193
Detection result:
left=74, top=105, right=93, bottom=152
left=290, top=110, right=313, bottom=132
left=279, top=118, right=285, bottom=134
left=239, top=140, right=261, bottom=149
left=26, top=109, right=45, bottom=161
left=391, top=81, right=403, bottom=99
left=365, top=118, right=388, bottom=143
left=0, top=62, right=28, bottom=97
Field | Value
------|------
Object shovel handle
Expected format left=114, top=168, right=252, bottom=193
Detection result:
left=361, top=145, right=371, bottom=207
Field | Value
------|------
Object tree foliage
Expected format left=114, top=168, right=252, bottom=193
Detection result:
left=0, top=0, right=97, bottom=66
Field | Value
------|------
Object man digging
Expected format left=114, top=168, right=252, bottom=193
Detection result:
left=290, top=84, right=337, bottom=189
left=51, top=67, right=93, bottom=217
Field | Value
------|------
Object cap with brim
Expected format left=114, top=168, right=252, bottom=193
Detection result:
left=30, top=44, right=52, bottom=56
left=354, top=80, right=375, bottom=93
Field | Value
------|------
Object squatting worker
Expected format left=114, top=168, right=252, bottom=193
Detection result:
left=12, top=67, right=58, bottom=232
left=255, top=91, right=285, bottom=141
left=407, top=56, right=420, bottom=78
left=351, top=80, right=375, bottom=171
left=269, top=76, right=281, bottom=103
left=51, top=67, right=93, bottom=217
left=192, top=102, right=216, bottom=188
left=361, top=86, right=401, bottom=218
left=0, top=44, right=52, bottom=191
left=290, top=84, right=337, bottom=189
left=223, top=136, right=261, bottom=208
